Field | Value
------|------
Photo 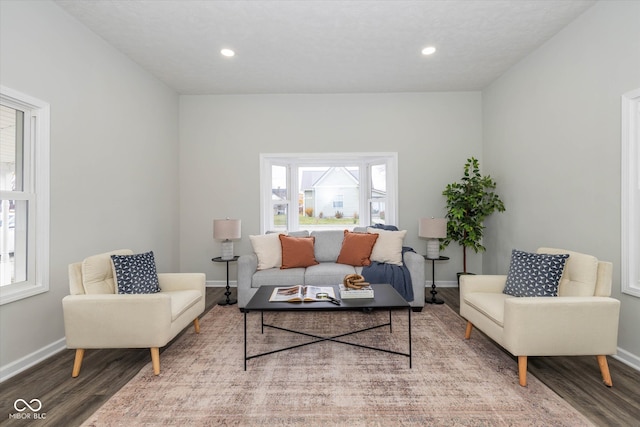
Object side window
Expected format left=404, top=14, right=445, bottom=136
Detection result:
left=622, top=88, right=640, bottom=298
left=0, top=86, right=50, bottom=305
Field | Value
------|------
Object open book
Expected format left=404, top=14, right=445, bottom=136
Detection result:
left=269, top=285, right=337, bottom=303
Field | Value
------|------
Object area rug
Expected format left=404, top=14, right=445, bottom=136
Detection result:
left=81, top=304, right=593, bottom=426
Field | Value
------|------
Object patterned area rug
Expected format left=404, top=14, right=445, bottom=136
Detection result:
left=82, top=304, right=593, bottom=426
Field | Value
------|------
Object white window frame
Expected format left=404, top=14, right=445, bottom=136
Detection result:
left=622, top=88, right=640, bottom=298
left=260, top=153, right=398, bottom=233
left=0, top=86, right=50, bottom=305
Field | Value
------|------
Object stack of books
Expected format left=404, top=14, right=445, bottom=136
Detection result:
left=339, top=283, right=374, bottom=299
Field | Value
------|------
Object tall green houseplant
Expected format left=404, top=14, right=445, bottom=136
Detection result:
left=442, top=157, right=505, bottom=273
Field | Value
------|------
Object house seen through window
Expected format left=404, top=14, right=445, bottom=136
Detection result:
left=261, top=153, right=397, bottom=233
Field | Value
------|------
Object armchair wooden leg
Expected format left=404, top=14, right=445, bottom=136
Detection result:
left=518, top=356, right=528, bottom=387
left=597, top=355, right=613, bottom=387
left=464, top=321, right=473, bottom=339
left=71, top=349, right=85, bottom=378
left=193, top=318, right=200, bottom=334
left=150, top=347, right=160, bottom=375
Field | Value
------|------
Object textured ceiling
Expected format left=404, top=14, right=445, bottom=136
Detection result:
left=54, top=0, right=595, bottom=94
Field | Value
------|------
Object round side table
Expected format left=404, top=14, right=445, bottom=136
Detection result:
left=212, top=256, right=239, bottom=306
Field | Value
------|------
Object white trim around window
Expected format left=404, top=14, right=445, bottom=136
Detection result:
left=0, top=86, right=50, bottom=305
left=260, top=152, right=398, bottom=233
left=622, top=88, right=640, bottom=298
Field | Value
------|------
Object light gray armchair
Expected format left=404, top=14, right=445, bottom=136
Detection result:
left=62, top=250, right=205, bottom=377
left=460, top=247, right=620, bottom=387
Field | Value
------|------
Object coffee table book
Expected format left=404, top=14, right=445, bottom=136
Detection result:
left=339, top=283, right=375, bottom=299
left=269, top=285, right=336, bottom=303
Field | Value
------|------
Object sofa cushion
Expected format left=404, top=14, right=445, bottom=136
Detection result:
left=250, top=233, right=283, bottom=270
left=367, top=228, right=407, bottom=266
left=111, top=251, right=161, bottom=294
left=279, top=235, right=319, bottom=269
left=304, top=263, right=357, bottom=286
left=537, top=247, right=599, bottom=296
left=252, top=267, right=305, bottom=288
left=81, top=249, right=133, bottom=294
left=503, top=249, right=569, bottom=297
left=311, top=230, right=345, bottom=262
left=336, top=230, right=378, bottom=266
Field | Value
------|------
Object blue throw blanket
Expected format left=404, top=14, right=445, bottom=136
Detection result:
left=361, top=224, right=415, bottom=302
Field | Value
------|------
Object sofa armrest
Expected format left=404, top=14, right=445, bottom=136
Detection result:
left=62, top=294, right=173, bottom=348
left=237, top=254, right=258, bottom=308
left=238, top=254, right=258, bottom=291
left=158, top=273, right=205, bottom=293
left=503, top=296, right=620, bottom=356
left=460, top=274, right=507, bottom=307
left=403, top=251, right=425, bottom=306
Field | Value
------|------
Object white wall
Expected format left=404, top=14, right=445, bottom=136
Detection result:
left=482, top=1, right=640, bottom=366
left=0, top=0, right=179, bottom=378
left=179, top=92, right=482, bottom=285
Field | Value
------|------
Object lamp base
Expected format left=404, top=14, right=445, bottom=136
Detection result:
left=221, top=240, right=234, bottom=260
left=426, top=239, right=440, bottom=259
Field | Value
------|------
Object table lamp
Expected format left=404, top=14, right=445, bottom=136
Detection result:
left=419, top=218, right=447, bottom=259
left=213, top=218, right=241, bottom=260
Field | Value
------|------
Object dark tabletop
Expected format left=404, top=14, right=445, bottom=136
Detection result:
left=245, top=283, right=410, bottom=312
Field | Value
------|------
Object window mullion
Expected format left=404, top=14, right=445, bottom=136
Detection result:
left=289, top=165, right=299, bottom=231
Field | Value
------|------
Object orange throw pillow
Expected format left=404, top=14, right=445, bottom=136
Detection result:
left=336, top=230, right=379, bottom=266
left=279, top=235, right=319, bottom=269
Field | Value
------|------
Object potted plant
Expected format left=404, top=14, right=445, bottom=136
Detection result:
left=442, top=157, right=505, bottom=277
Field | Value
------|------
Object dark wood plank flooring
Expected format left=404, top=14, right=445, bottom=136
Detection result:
left=0, top=287, right=638, bottom=427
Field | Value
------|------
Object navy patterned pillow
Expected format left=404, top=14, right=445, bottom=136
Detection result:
left=503, top=249, right=569, bottom=297
left=111, top=251, right=161, bottom=294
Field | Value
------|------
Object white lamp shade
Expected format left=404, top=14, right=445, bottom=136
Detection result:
left=419, top=218, right=447, bottom=238
left=213, top=219, right=241, bottom=240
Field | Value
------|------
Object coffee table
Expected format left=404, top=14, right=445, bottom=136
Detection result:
left=243, top=284, right=411, bottom=370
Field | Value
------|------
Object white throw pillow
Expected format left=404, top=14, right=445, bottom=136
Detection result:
left=249, top=233, right=283, bottom=270
left=367, top=228, right=407, bottom=266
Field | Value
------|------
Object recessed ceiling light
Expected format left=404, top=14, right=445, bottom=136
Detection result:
left=421, top=46, right=436, bottom=56
left=221, top=48, right=235, bottom=57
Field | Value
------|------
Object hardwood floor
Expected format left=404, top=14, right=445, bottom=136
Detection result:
left=1, top=287, right=638, bottom=426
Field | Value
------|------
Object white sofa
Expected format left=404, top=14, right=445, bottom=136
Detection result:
left=62, top=249, right=206, bottom=377
left=460, top=247, right=620, bottom=387
left=238, top=229, right=425, bottom=311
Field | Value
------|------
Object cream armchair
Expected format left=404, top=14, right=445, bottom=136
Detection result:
left=62, top=250, right=206, bottom=377
left=460, top=247, right=620, bottom=387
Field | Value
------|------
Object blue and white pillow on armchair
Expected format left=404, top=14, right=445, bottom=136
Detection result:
left=111, top=251, right=161, bottom=294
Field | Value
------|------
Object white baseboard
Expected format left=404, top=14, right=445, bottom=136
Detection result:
left=433, top=281, right=458, bottom=288
left=207, top=281, right=456, bottom=289
left=206, top=280, right=237, bottom=288
left=0, top=337, right=67, bottom=383
left=613, top=347, right=640, bottom=372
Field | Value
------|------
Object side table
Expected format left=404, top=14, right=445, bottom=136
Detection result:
left=212, top=256, right=239, bottom=306
left=424, top=255, right=449, bottom=305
